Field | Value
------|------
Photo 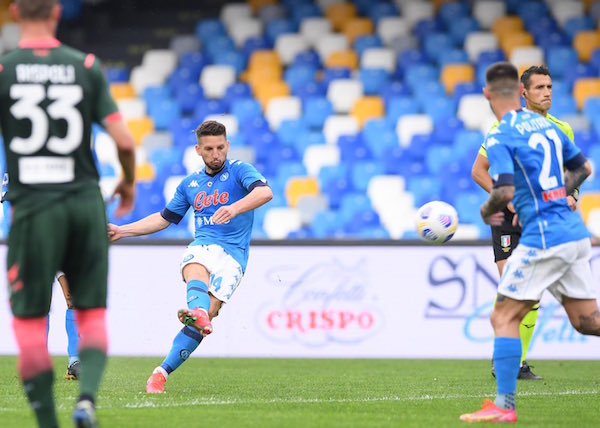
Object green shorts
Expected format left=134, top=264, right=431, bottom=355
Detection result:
left=7, top=188, right=108, bottom=317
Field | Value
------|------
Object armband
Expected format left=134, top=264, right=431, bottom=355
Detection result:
left=570, top=188, right=579, bottom=202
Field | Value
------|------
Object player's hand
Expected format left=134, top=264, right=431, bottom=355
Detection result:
left=212, top=205, right=238, bottom=224
left=512, top=212, right=521, bottom=228
left=567, top=195, right=577, bottom=211
left=482, top=210, right=504, bottom=226
left=112, top=178, right=135, bottom=217
left=507, top=201, right=516, bottom=213
left=107, top=223, right=122, bottom=242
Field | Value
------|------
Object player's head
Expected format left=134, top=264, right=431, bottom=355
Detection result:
left=483, top=62, right=522, bottom=117
left=195, top=120, right=229, bottom=173
left=520, top=65, right=552, bottom=115
left=11, top=0, right=61, bottom=23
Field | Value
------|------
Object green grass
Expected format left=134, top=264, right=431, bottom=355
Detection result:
left=1, top=357, right=599, bottom=427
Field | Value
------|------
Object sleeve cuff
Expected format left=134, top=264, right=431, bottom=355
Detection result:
left=492, top=173, right=514, bottom=188
left=248, top=180, right=269, bottom=191
left=160, top=207, right=183, bottom=224
left=565, top=152, right=586, bottom=171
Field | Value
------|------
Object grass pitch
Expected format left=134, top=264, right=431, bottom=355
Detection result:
left=0, top=357, right=598, bottom=427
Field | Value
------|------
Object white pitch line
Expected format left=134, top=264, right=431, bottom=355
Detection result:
left=0, top=389, right=597, bottom=412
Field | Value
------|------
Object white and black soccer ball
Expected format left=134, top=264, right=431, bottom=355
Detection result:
left=415, top=201, right=459, bottom=244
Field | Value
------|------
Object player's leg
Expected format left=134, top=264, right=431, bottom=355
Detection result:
left=64, top=190, right=109, bottom=426
left=8, top=208, right=67, bottom=427
left=58, top=273, right=80, bottom=380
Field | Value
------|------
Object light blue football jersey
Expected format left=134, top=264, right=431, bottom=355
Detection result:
left=484, top=108, right=590, bottom=249
left=162, top=159, right=268, bottom=270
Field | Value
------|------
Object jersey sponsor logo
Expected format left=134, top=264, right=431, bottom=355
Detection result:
left=542, top=187, right=566, bottom=202
left=188, top=180, right=199, bottom=188
left=193, top=189, right=229, bottom=211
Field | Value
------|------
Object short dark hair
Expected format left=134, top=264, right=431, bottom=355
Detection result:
left=195, top=120, right=227, bottom=140
left=15, top=0, right=58, bottom=20
left=520, top=65, right=551, bottom=89
left=485, top=62, right=520, bottom=97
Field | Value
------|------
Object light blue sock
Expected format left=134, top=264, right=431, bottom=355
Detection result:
left=493, top=337, right=521, bottom=409
left=160, top=326, right=203, bottom=374
left=65, top=309, right=79, bottom=365
left=186, top=279, right=210, bottom=312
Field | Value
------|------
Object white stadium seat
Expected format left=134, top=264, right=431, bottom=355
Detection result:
left=377, top=17, right=410, bottom=47
left=472, top=1, right=507, bottom=30
left=315, top=33, right=348, bottom=63
left=396, top=114, right=433, bottom=147
left=265, top=96, right=302, bottom=130
left=327, top=79, right=364, bottom=113
left=303, top=144, right=341, bottom=176
left=275, top=33, right=310, bottom=65
left=464, top=32, right=498, bottom=62
left=200, top=65, right=236, bottom=99
left=299, top=17, right=332, bottom=48
left=323, top=115, right=360, bottom=145
left=361, top=48, right=396, bottom=73
left=263, top=207, right=302, bottom=239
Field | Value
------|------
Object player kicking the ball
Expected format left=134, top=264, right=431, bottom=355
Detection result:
left=108, top=120, right=272, bottom=393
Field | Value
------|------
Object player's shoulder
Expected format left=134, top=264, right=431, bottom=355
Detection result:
left=546, top=113, right=574, bottom=139
left=226, top=158, right=258, bottom=172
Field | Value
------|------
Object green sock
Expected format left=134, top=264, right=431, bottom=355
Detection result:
left=78, top=348, right=107, bottom=399
left=23, top=370, right=58, bottom=428
left=519, top=303, right=540, bottom=364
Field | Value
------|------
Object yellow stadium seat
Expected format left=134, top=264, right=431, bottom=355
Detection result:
left=135, top=162, right=156, bottom=182
left=440, top=63, right=474, bottom=95
left=248, top=0, right=276, bottom=13
left=246, top=65, right=283, bottom=91
left=326, top=3, right=357, bottom=32
left=499, top=32, right=533, bottom=58
left=343, top=18, right=374, bottom=44
left=110, top=83, right=135, bottom=100
left=127, top=117, right=154, bottom=146
left=285, top=177, right=320, bottom=208
left=254, top=80, right=290, bottom=108
left=492, top=16, right=524, bottom=40
left=351, top=96, right=384, bottom=127
left=248, top=50, right=281, bottom=72
left=579, top=192, right=600, bottom=224
left=325, top=50, right=359, bottom=69
left=573, top=31, right=600, bottom=62
left=573, top=78, right=600, bottom=110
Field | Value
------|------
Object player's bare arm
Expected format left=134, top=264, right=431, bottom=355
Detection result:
left=212, top=185, right=273, bottom=224
left=471, top=153, right=493, bottom=193
left=564, top=160, right=592, bottom=198
left=108, top=212, right=170, bottom=242
left=104, top=119, right=136, bottom=217
left=481, top=185, right=514, bottom=226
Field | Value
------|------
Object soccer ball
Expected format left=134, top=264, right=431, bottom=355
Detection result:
left=415, top=201, right=459, bottom=244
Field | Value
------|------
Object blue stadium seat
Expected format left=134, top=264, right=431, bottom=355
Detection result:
left=214, top=50, right=245, bottom=75
left=368, top=2, right=397, bottom=23
left=340, top=140, right=374, bottom=164
left=381, top=146, right=408, bottom=175
left=293, top=50, right=322, bottom=69
left=386, top=96, right=419, bottom=126
left=148, top=99, right=181, bottom=130
left=517, top=1, right=549, bottom=23
left=304, top=97, right=334, bottom=129
left=413, top=81, right=446, bottom=106
left=293, top=130, right=326, bottom=153
left=526, top=16, right=558, bottom=39
left=168, top=66, right=200, bottom=93
left=350, top=161, right=383, bottom=192
left=284, top=65, right=317, bottom=92
left=404, top=64, right=439, bottom=91
left=267, top=145, right=301, bottom=165
left=339, top=192, right=372, bottom=225
left=454, top=190, right=488, bottom=224
left=265, top=19, right=296, bottom=45
left=536, top=31, right=571, bottom=53
left=174, top=83, right=203, bottom=114
left=225, top=82, right=252, bottom=101
left=422, top=96, right=457, bottom=125
left=249, top=131, right=281, bottom=163
left=414, top=18, right=444, bottom=43
left=142, top=85, right=170, bottom=107
left=407, top=175, right=442, bottom=207
left=546, top=47, right=578, bottom=79
left=195, top=19, right=226, bottom=43
left=563, top=63, right=598, bottom=92
left=193, top=99, right=228, bottom=123
left=424, top=33, right=455, bottom=63
left=289, top=3, right=321, bottom=28
left=453, top=129, right=485, bottom=162
left=453, top=82, right=482, bottom=104
left=358, top=68, right=389, bottom=95
left=240, top=116, right=271, bottom=138
left=318, top=164, right=349, bottom=188
left=433, top=116, right=464, bottom=146
left=178, top=52, right=208, bottom=77
left=231, top=97, right=262, bottom=124
left=205, top=35, right=236, bottom=62
left=549, top=95, right=577, bottom=117
left=439, top=2, right=470, bottom=27
left=277, top=118, right=309, bottom=145
left=449, top=17, right=479, bottom=46
left=591, top=48, right=600, bottom=73
left=362, top=119, right=398, bottom=158
left=287, top=227, right=315, bottom=239
left=438, top=49, right=469, bottom=66
left=293, top=80, right=327, bottom=101
left=310, top=210, right=343, bottom=238
left=345, top=209, right=382, bottom=234
left=564, top=16, right=596, bottom=41
left=397, top=48, right=427, bottom=76
left=572, top=129, right=598, bottom=155
left=322, top=67, right=352, bottom=88
left=105, top=67, right=129, bottom=83
left=425, top=144, right=457, bottom=175
left=380, top=81, right=411, bottom=107
left=405, top=133, right=434, bottom=162
left=354, top=34, right=383, bottom=57
left=242, top=36, right=271, bottom=62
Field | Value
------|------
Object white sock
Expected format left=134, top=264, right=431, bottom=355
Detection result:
left=153, top=366, right=168, bottom=380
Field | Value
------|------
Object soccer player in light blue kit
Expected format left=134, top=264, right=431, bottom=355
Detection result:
left=460, top=62, right=600, bottom=423
left=107, top=120, right=273, bottom=393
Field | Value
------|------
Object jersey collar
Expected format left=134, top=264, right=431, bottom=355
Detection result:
left=18, top=37, right=61, bottom=49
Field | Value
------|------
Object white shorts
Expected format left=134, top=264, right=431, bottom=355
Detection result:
left=498, top=238, right=596, bottom=302
left=180, top=244, right=243, bottom=303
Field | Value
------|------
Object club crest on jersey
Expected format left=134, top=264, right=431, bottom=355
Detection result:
left=194, top=189, right=229, bottom=211
left=501, top=235, right=511, bottom=252
left=220, top=172, right=229, bottom=181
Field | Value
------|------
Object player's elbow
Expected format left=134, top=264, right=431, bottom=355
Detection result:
left=583, top=160, right=593, bottom=179
left=262, top=186, right=273, bottom=203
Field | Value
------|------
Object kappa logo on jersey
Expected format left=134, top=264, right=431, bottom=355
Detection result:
left=486, top=137, right=499, bottom=148
left=194, top=189, right=229, bottom=210
left=188, top=180, right=199, bottom=188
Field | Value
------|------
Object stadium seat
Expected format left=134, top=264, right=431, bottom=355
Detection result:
left=457, top=94, right=495, bottom=131
left=325, top=50, right=359, bottom=69
left=110, top=83, right=136, bottom=100
left=285, top=176, right=320, bottom=207
left=304, top=96, right=334, bottom=129
left=343, top=17, right=374, bottom=44
left=263, top=207, right=302, bottom=239
left=510, top=46, right=544, bottom=69
left=254, top=80, right=290, bottom=108
left=142, top=49, right=178, bottom=81
left=546, top=46, right=579, bottom=79
left=464, top=32, right=499, bottom=62
left=127, top=117, right=154, bottom=146
left=325, top=2, right=357, bottom=31
left=265, top=96, right=302, bottom=130
left=500, top=31, right=534, bottom=58
left=135, top=162, right=156, bottom=182
left=573, top=31, right=600, bottom=62
left=117, top=99, right=146, bottom=120
left=303, top=144, right=340, bottom=176
left=402, top=1, right=434, bottom=29
left=491, top=15, right=524, bottom=40
left=228, top=18, right=263, bottom=48
left=275, top=33, right=309, bottom=65
left=200, top=65, right=236, bottom=99
left=578, top=192, right=600, bottom=224
left=315, top=33, right=349, bottom=63
left=354, top=34, right=383, bottom=58
left=396, top=114, right=433, bottom=147
left=299, top=17, right=332, bottom=48
left=1, top=22, right=19, bottom=51
left=573, top=78, right=600, bottom=110
left=327, top=78, right=364, bottom=113
left=296, top=194, right=329, bottom=226
left=440, top=63, right=474, bottom=95
left=351, top=96, right=384, bottom=127
left=549, top=1, right=584, bottom=28
left=360, top=47, right=395, bottom=73
left=182, top=145, right=204, bottom=173
left=323, top=115, right=359, bottom=145
left=220, top=2, right=252, bottom=28
left=357, top=68, right=389, bottom=95
left=377, top=16, right=410, bottom=47
left=474, top=1, right=507, bottom=30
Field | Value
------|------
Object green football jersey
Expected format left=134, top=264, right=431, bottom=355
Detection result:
left=0, top=38, right=118, bottom=216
